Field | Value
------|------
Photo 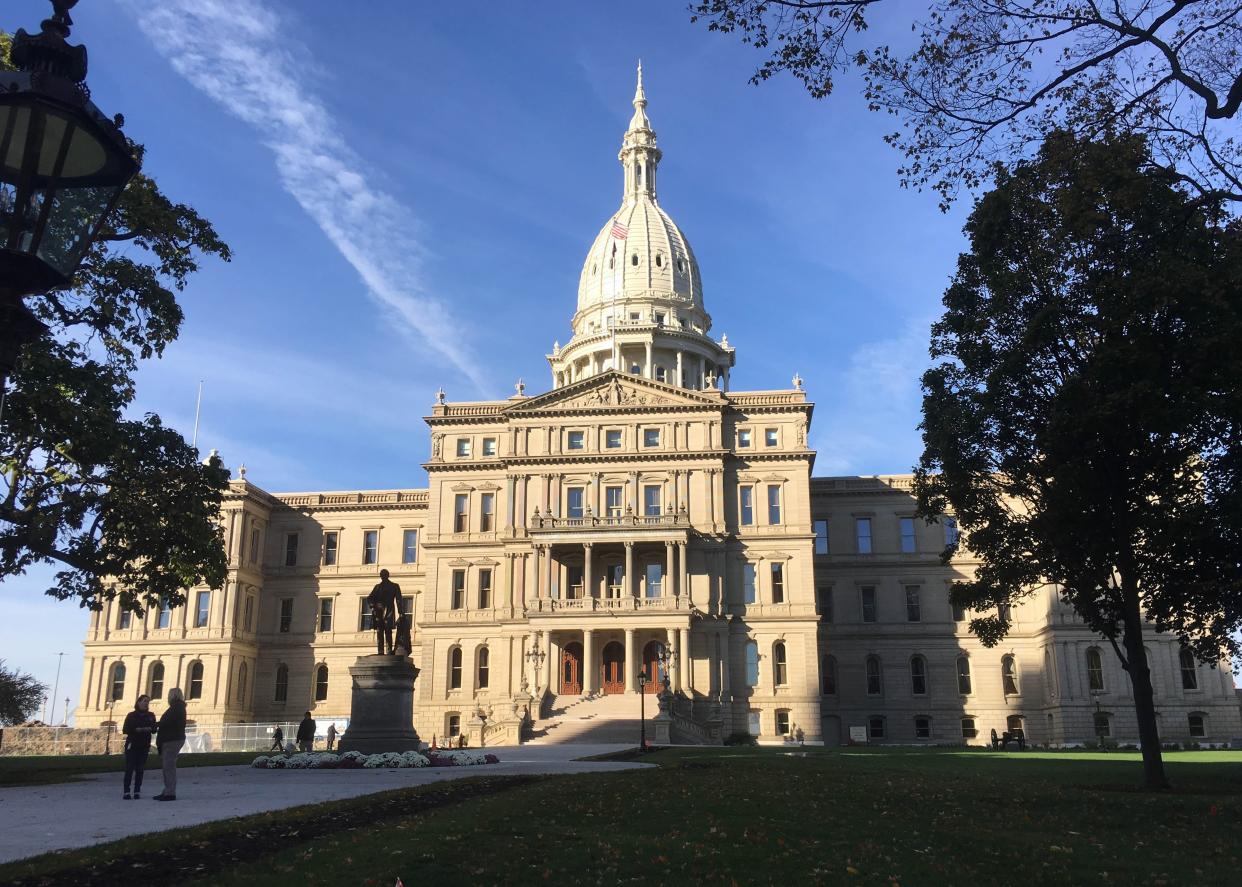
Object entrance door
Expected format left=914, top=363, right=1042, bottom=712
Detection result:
left=601, top=642, right=625, bottom=694
left=641, top=641, right=665, bottom=694
left=560, top=641, right=583, bottom=695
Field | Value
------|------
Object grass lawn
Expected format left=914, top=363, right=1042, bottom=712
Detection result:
left=1, top=747, right=1240, bottom=885
left=0, top=751, right=259, bottom=786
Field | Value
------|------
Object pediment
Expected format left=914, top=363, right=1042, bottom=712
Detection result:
left=506, top=371, right=719, bottom=413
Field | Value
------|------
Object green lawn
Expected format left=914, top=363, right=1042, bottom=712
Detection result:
left=2, top=747, right=1240, bottom=886
left=0, top=751, right=259, bottom=786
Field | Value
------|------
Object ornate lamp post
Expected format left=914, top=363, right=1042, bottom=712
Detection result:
left=657, top=643, right=675, bottom=693
left=637, top=670, right=648, bottom=750
left=524, top=638, right=547, bottom=694
left=105, top=697, right=116, bottom=754
left=0, top=1, right=140, bottom=401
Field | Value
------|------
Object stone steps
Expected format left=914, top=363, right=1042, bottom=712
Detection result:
left=526, top=692, right=658, bottom=745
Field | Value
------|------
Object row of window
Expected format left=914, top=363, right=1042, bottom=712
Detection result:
left=738, top=484, right=782, bottom=527
left=811, top=516, right=958, bottom=556
left=736, top=427, right=783, bottom=449
left=319, top=528, right=419, bottom=566
left=862, top=712, right=1214, bottom=741
left=815, top=586, right=1005, bottom=624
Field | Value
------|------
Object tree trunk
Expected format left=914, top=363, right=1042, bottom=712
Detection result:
left=1120, top=584, right=1169, bottom=790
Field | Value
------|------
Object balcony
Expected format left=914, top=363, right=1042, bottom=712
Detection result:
left=530, top=511, right=690, bottom=533
left=526, top=595, right=689, bottom=615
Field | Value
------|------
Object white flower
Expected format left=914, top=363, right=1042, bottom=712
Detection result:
left=400, top=751, right=430, bottom=768
left=251, top=755, right=271, bottom=768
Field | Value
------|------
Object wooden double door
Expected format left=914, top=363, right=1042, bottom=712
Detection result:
left=559, top=639, right=628, bottom=695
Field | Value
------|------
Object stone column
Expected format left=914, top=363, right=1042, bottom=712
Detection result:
left=625, top=628, right=637, bottom=692
left=645, top=341, right=653, bottom=379
left=679, top=542, right=689, bottom=604
left=665, top=542, right=675, bottom=598
left=723, top=367, right=730, bottom=392
left=544, top=546, right=555, bottom=599
left=542, top=629, right=552, bottom=692
left=583, top=542, right=594, bottom=600
left=592, top=472, right=602, bottom=516
left=709, top=634, right=720, bottom=698
left=505, top=476, right=516, bottom=532
left=713, top=469, right=725, bottom=529
left=625, top=542, right=636, bottom=599
left=720, top=628, right=732, bottom=700
left=679, top=628, right=691, bottom=692
left=676, top=350, right=683, bottom=386
left=584, top=629, right=595, bottom=694
left=503, top=553, right=515, bottom=610
left=630, top=470, right=639, bottom=513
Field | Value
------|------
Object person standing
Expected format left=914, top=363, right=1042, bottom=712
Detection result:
left=296, top=711, right=316, bottom=753
left=153, top=687, right=187, bottom=802
left=325, top=722, right=337, bottom=751
left=121, top=695, right=156, bottom=799
left=270, top=725, right=284, bottom=752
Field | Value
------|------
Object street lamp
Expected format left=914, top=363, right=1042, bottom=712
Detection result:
left=524, top=638, right=547, bottom=694
left=105, top=697, right=116, bottom=754
left=637, top=670, right=648, bottom=751
left=657, top=644, right=675, bottom=693
left=1, top=0, right=140, bottom=391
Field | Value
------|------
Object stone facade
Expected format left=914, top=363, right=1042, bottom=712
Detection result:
left=74, top=69, right=1240, bottom=747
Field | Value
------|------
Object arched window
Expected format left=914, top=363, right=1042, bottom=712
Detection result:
left=1043, top=648, right=1056, bottom=700
left=148, top=662, right=164, bottom=700
left=1188, top=712, right=1207, bottom=738
left=631, top=253, right=639, bottom=266
left=1001, top=655, right=1019, bottom=695
left=914, top=716, right=931, bottom=739
left=910, top=655, right=927, bottom=695
left=773, top=642, right=788, bottom=686
left=274, top=664, right=289, bottom=703
left=109, top=663, right=126, bottom=702
left=745, top=641, right=759, bottom=686
left=237, top=662, right=248, bottom=704
left=1086, top=648, right=1104, bottom=692
left=188, top=661, right=204, bottom=700
left=821, top=655, right=837, bottom=695
left=314, top=664, right=329, bottom=702
left=655, top=253, right=663, bottom=268
left=449, top=647, right=463, bottom=690
left=956, top=656, right=972, bottom=695
left=865, top=656, right=883, bottom=696
left=1179, top=648, right=1198, bottom=690
left=477, top=646, right=490, bottom=690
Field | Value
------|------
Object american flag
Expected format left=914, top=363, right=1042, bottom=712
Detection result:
left=610, top=219, right=628, bottom=240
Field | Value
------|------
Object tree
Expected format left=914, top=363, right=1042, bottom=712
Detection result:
left=0, top=660, right=47, bottom=726
left=915, top=130, right=1242, bottom=788
left=0, top=36, right=232, bottom=614
left=689, top=1, right=1242, bottom=207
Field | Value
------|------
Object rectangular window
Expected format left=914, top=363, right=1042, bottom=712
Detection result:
left=643, top=485, right=662, bottom=517
left=284, top=533, right=299, bottom=567
left=567, top=564, right=584, bottom=598
left=905, top=586, right=921, bottom=622
left=748, top=710, right=761, bottom=736
left=643, top=428, right=661, bottom=448
left=655, top=311, right=665, bottom=325
left=1189, top=714, right=1206, bottom=738
left=856, top=518, right=872, bottom=554
left=944, top=516, right=959, bottom=546
left=645, top=562, right=663, bottom=598
left=567, top=430, right=585, bottom=450
left=482, top=437, right=497, bottom=456
left=359, top=600, right=374, bottom=631
left=605, top=486, right=623, bottom=517
left=318, top=598, right=333, bottom=633
left=402, top=529, right=418, bottom=564
left=194, top=591, right=210, bottom=628
left=605, top=429, right=622, bottom=449
left=157, top=601, right=171, bottom=630
left=400, top=595, right=414, bottom=619
left=567, top=487, right=585, bottom=519
left=363, top=530, right=378, bottom=564
left=738, top=486, right=754, bottom=526
left=767, top=485, right=782, bottom=524
left=118, top=609, right=132, bottom=630
left=861, top=586, right=877, bottom=623
left=952, top=599, right=966, bottom=622
left=961, top=717, right=978, bottom=739
left=323, top=531, right=338, bottom=566
left=776, top=709, right=791, bottom=735
left=764, top=428, right=778, bottom=447
left=868, top=717, right=885, bottom=739
left=814, top=519, right=829, bottom=554
left=479, top=493, right=495, bottom=531
left=242, top=595, right=254, bottom=632
left=249, top=528, right=260, bottom=565
left=771, top=563, right=785, bottom=604
left=456, top=438, right=471, bottom=457
left=451, top=570, right=466, bottom=610
left=478, top=569, right=492, bottom=609
left=742, top=563, right=757, bottom=605
left=737, top=429, right=751, bottom=448
left=279, top=598, right=293, bottom=633
left=915, top=716, right=931, bottom=739
left=817, top=587, right=833, bottom=622
left=900, top=517, right=917, bottom=553
left=454, top=494, right=469, bottom=533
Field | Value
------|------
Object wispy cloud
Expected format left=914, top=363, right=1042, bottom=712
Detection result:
left=124, top=0, right=486, bottom=392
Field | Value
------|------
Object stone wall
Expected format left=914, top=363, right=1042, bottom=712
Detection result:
left=0, top=725, right=118, bottom=756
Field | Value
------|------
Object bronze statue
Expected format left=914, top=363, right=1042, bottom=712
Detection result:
left=367, top=569, right=402, bottom=655
left=393, top=614, right=413, bottom=658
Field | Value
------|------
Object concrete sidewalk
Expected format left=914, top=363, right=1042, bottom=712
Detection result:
left=0, top=743, right=647, bottom=864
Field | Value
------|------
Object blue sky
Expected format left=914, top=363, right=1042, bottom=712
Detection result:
left=3, top=0, right=977, bottom=712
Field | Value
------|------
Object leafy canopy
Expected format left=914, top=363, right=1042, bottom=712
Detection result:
left=0, top=34, right=232, bottom=613
left=0, top=659, right=47, bottom=726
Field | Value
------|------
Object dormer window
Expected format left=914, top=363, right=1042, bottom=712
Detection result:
left=631, top=253, right=639, bottom=266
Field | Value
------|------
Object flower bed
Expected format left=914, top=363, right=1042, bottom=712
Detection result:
left=251, top=750, right=499, bottom=770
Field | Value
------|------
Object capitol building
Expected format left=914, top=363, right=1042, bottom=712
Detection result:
left=75, top=71, right=1241, bottom=748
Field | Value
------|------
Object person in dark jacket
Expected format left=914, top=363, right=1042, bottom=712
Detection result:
left=153, top=687, right=187, bottom=801
left=270, top=726, right=284, bottom=751
left=296, top=712, right=316, bottom=753
left=121, top=694, right=157, bottom=799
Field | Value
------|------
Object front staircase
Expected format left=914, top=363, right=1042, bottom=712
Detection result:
left=525, top=692, right=658, bottom=745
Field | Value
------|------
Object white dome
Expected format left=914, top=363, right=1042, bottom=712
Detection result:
left=576, top=197, right=703, bottom=313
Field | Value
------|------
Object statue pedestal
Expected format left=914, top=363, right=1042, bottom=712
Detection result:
left=337, top=655, right=421, bottom=755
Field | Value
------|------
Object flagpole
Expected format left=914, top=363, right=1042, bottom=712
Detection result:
left=191, top=380, right=203, bottom=449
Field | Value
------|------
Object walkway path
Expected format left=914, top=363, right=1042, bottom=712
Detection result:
left=0, top=743, right=646, bottom=864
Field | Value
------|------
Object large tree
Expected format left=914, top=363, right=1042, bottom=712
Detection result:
left=0, top=660, right=47, bottom=726
left=915, top=130, right=1242, bottom=788
left=689, top=1, right=1242, bottom=207
left=0, top=35, right=232, bottom=614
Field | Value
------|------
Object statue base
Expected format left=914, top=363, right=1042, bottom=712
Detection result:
left=337, top=655, right=422, bottom=755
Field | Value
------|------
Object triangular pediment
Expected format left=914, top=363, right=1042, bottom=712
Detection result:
left=506, top=371, right=720, bottom=413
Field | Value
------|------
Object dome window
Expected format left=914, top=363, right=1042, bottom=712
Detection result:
left=591, top=263, right=597, bottom=275
left=631, top=254, right=639, bottom=266
left=677, top=259, right=686, bottom=273
left=655, top=254, right=663, bottom=268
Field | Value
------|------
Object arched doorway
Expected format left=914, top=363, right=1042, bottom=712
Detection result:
left=560, top=641, right=583, bottom=695
left=601, top=642, right=625, bottom=694
left=641, top=640, right=666, bottom=694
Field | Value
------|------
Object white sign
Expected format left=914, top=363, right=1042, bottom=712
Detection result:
left=849, top=726, right=868, bottom=744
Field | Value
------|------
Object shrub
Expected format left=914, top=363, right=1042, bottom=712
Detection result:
left=724, top=732, right=759, bottom=747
